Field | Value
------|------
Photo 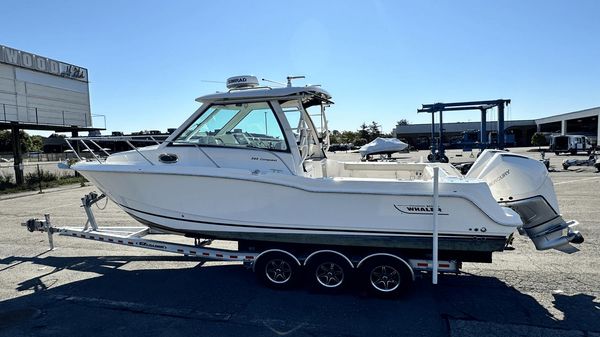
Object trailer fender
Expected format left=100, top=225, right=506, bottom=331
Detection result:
left=357, top=253, right=415, bottom=281
left=253, top=249, right=301, bottom=272
left=304, top=250, right=354, bottom=268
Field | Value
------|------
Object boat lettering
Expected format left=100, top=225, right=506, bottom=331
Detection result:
left=137, top=242, right=167, bottom=250
left=489, top=169, right=510, bottom=187
left=394, top=204, right=449, bottom=215
left=251, top=157, right=277, bottom=162
left=227, top=77, right=247, bottom=84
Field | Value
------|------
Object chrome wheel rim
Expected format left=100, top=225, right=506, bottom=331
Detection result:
left=315, top=262, right=345, bottom=288
left=265, top=259, right=292, bottom=284
left=370, top=265, right=400, bottom=292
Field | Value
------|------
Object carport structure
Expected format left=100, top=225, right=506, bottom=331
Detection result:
left=536, top=107, right=600, bottom=145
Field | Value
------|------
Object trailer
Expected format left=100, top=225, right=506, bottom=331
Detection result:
left=23, top=191, right=460, bottom=298
left=562, top=151, right=600, bottom=172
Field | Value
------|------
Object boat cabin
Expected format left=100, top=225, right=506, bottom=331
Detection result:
left=161, top=76, right=461, bottom=180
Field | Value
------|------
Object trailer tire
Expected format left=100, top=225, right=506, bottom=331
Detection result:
left=359, top=256, right=413, bottom=298
left=254, top=251, right=300, bottom=290
left=306, top=253, right=352, bottom=291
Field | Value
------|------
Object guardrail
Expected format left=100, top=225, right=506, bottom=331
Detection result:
left=0, top=103, right=106, bottom=129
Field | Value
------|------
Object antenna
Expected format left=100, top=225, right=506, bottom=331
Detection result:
left=286, top=76, right=305, bottom=87
left=261, top=78, right=285, bottom=87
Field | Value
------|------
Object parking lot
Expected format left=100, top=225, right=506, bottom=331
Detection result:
left=0, top=148, right=599, bottom=337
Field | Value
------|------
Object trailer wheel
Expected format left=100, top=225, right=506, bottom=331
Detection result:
left=306, top=253, right=352, bottom=291
left=360, top=256, right=413, bottom=298
left=255, top=251, right=300, bottom=290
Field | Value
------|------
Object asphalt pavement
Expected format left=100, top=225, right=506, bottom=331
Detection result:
left=0, top=148, right=598, bottom=337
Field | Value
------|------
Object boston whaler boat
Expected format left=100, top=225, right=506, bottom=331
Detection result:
left=36, top=75, right=583, bottom=296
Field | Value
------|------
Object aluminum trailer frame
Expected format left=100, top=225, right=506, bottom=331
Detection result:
left=22, top=191, right=460, bottom=296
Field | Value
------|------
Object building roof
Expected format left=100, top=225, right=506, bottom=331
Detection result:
left=535, top=106, right=600, bottom=124
left=394, top=120, right=536, bottom=135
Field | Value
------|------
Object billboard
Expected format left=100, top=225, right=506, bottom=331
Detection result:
left=0, top=44, right=87, bottom=82
left=0, top=44, right=91, bottom=128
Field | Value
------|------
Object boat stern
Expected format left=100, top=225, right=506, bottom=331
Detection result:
left=467, top=150, right=584, bottom=252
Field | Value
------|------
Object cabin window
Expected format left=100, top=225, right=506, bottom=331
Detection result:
left=173, top=102, right=288, bottom=151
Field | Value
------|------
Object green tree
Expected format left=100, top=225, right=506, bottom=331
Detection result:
left=0, top=131, right=11, bottom=152
left=397, top=119, right=410, bottom=126
left=531, top=132, right=546, bottom=150
left=329, top=130, right=341, bottom=144
left=368, top=121, right=381, bottom=141
left=340, top=131, right=357, bottom=144
left=28, top=135, right=44, bottom=152
left=355, top=138, right=368, bottom=146
left=358, top=123, right=369, bottom=141
left=0, top=130, right=45, bottom=153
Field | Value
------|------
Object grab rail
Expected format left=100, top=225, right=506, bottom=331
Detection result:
left=63, top=136, right=294, bottom=174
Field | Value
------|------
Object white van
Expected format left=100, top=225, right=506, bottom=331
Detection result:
left=550, top=135, right=593, bottom=155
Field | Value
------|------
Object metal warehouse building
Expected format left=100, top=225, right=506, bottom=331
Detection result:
left=535, top=107, right=599, bottom=144
left=394, top=107, right=599, bottom=149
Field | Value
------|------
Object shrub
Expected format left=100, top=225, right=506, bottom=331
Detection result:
left=25, top=169, right=58, bottom=187
left=531, top=132, right=547, bottom=148
left=0, top=173, right=13, bottom=190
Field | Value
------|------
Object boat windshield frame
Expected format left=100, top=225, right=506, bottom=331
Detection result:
left=168, top=100, right=292, bottom=153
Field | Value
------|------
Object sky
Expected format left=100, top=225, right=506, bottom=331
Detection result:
left=2, top=0, right=599, bottom=134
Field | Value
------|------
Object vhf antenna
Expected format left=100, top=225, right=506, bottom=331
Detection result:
left=286, top=76, right=305, bottom=87
left=261, top=78, right=286, bottom=87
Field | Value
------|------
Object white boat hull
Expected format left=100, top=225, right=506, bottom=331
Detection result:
left=74, top=164, right=520, bottom=255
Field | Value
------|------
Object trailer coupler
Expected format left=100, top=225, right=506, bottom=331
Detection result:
left=23, top=214, right=55, bottom=250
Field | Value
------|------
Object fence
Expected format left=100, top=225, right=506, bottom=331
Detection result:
left=1, top=102, right=106, bottom=129
left=0, top=161, right=79, bottom=193
left=0, top=152, right=74, bottom=163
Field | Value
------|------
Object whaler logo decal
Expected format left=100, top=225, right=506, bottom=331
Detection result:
left=394, top=204, right=449, bottom=215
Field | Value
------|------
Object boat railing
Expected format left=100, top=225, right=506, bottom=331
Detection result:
left=65, top=136, right=165, bottom=165
left=64, top=136, right=295, bottom=174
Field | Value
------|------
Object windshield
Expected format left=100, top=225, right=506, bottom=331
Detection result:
left=173, top=102, right=288, bottom=151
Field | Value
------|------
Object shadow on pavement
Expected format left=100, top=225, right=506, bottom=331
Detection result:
left=0, top=254, right=598, bottom=336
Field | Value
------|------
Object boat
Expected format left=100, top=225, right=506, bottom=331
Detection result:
left=65, top=75, right=583, bottom=263
left=359, top=137, right=409, bottom=161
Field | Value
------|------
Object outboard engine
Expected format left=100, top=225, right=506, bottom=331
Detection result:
left=466, top=150, right=584, bottom=252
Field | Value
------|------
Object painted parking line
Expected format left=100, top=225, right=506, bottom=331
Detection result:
left=554, top=176, right=600, bottom=185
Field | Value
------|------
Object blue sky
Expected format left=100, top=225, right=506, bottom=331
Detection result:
left=2, top=0, right=599, bottom=134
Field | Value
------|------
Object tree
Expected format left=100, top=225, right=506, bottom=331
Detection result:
left=0, top=130, right=45, bottom=153
left=340, top=131, right=357, bottom=144
left=28, top=135, right=44, bottom=152
left=397, top=119, right=410, bottom=126
left=329, top=130, right=341, bottom=144
left=358, top=123, right=369, bottom=141
left=368, top=121, right=381, bottom=141
left=531, top=132, right=546, bottom=150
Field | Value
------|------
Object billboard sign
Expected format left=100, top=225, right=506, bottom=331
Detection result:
left=0, top=44, right=88, bottom=82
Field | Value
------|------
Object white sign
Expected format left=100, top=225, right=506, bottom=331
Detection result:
left=0, top=44, right=88, bottom=82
